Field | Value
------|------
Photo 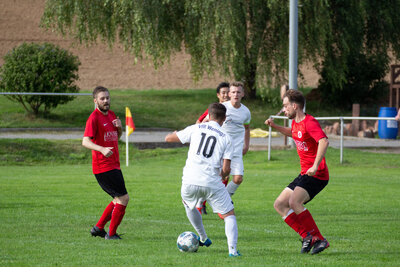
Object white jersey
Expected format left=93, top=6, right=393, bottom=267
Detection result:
left=222, top=101, right=251, bottom=156
left=177, top=121, right=233, bottom=189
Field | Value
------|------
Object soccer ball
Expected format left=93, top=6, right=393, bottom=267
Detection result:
left=177, top=231, right=199, bottom=252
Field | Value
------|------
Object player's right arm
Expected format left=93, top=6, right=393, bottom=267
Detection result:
left=264, top=118, right=292, bottom=136
left=82, top=136, right=114, bottom=157
left=165, top=131, right=180, bottom=142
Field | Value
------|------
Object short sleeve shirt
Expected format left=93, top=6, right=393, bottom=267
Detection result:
left=197, top=109, right=209, bottom=122
left=291, top=114, right=329, bottom=180
left=221, top=101, right=251, bottom=157
left=84, top=109, right=120, bottom=174
left=177, top=121, right=233, bottom=189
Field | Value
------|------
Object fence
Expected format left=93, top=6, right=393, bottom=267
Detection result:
left=267, top=115, right=398, bottom=164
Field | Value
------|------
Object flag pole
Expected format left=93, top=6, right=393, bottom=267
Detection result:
left=126, top=125, right=129, bottom=166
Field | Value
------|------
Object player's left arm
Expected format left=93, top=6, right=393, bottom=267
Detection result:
left=243, top=124, right=250, bottom=155
left=112, top=117, right=123, bottom=138
left=306, top=137, right=329, bottom=176
left=221, top=159, right=231, bottom=178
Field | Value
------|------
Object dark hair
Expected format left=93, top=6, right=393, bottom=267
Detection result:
left=92, top=86, right=109, bottom=98
left=208, top=103, right=226, bottom=120
left=284, top=89, right=305, bottom=109
left=216, top=82, right=230, bottom=94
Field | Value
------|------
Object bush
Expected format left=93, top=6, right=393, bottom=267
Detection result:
left=0, top=42, right=80, bottom=115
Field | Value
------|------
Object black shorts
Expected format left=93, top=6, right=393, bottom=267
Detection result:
left=287, top=174, right=328, bottom=204
left=95, top=169, right=128, bottom=198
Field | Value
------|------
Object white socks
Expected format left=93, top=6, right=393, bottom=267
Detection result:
left=224, top=215, right=238, bottom=255
left=226, top=181, right=240, bottom=196
left=185, top=206, right=207, bottom=241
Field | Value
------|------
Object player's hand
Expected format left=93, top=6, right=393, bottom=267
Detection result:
left=112, top=117, right=122, bottom=128
left=242, top=145, right=249, bottom=155
left=264, top=118, right=274, bottom=127
left=306, top=166, right=317, bottom=176
left=101, top=147, right=114, bottom=157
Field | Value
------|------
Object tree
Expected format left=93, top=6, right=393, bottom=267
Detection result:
left=41, top=0, right=400, bottom=102
left=0, top=42, right=80, bottom=115
left=316, top=0, right=400, bottom=108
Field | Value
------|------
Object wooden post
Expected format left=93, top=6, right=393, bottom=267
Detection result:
left=351, top=104, right=360, bottom=136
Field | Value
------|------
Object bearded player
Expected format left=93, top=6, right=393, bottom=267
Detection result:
left=265, top=89, right=330, bottom=255
left=82, top=86, right=129, bottom=240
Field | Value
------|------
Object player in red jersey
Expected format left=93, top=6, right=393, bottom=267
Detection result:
left=265, top=89, right=330, bottom=255
left=196, top=82, right=230, bottom=124
left=82, top=86, right=129, bottom=240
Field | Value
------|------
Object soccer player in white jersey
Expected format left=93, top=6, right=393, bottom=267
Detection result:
left=222, top=81, right=251, bottom=198
left=165, top=103, right=241, bottom=257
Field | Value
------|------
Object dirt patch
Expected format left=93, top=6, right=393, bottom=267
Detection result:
left=0, top=0, right=321, bottom=91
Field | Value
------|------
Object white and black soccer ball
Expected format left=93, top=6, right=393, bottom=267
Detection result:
left=177, top=231, right=199, bottom=252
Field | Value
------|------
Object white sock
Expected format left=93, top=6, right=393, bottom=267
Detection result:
left=224, top=215, right=238, bottom=254
left=226, top=181, right=240, bottom=196
left=185, top=206, right=207, bottom=241
left=282, top=209, right=295, bottom=220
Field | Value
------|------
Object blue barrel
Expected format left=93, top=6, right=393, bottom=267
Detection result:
left=378, top=107, right=398, bottom=139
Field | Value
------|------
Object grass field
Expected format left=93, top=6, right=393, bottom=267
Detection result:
left=0, top=140, right=399, bottom=266
left=0, top=88, right=351, bottom=130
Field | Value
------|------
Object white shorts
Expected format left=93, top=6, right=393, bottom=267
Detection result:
left=230, top=156, right=244, bottom=176
left=181, top=184, right=234, bottom=215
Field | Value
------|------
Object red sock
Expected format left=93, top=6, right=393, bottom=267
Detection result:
left=284, top=212, right=307, bottom=238
left=96, top=201, right=115, bottom=229
left=108, top=203, right=126, bottom=236
left=222, top=177, right=229, bottom=187
left=297, top=209, right=324, bottom=240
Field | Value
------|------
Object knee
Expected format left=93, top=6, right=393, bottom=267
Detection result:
left=233, top=176, right=243, bottom=185
left=288, top=198, right=302, bottom=212
left=116, top=194, right=130, bottom=206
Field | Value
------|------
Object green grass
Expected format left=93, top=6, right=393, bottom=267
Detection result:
left=0, top=88, right=352, bottom=130
left=0, top=140, right=399, bottom=266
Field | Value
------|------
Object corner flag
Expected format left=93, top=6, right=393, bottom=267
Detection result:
left=126, top=107, right=135, bottom=136
left=125, top=107, right=135, bottom=166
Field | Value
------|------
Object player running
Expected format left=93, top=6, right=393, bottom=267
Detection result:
left=82, top=86, right=129, bottom=240
left=165, top=103, right=240, bottom=257
left=265, top=89, right=330, bottom=254
left=221, top=81, right=251, bottom=198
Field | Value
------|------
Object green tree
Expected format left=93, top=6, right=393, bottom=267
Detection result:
left=41, top=0, right=400, bottom=102
left=316, top=0, right=400, bottom=108
left=0, top=42, right=80, bottom=115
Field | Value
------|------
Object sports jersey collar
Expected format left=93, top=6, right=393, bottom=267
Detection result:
left=294, top=113, right=307, bottom=123
left=208, top=120, right=221, bottom=128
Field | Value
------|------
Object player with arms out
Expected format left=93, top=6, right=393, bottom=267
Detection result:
left=165, top=103, right=241, bottom=257
left=265, top=89, right=330, bottom=254
left=222, top=81, right=251, bottom=198
left=195, top=82, right=230, bottom=214
left=82, top=86, right=129, bottom=240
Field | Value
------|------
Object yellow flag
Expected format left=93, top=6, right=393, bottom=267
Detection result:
left=126, top=107, right=135, bottom=136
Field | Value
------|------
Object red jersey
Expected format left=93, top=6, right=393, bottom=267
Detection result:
left=198, top=109, right=209, bottom=122
left=84, top=109, right=120, bottom=174
left=291, top=114, right=329, bottom=180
